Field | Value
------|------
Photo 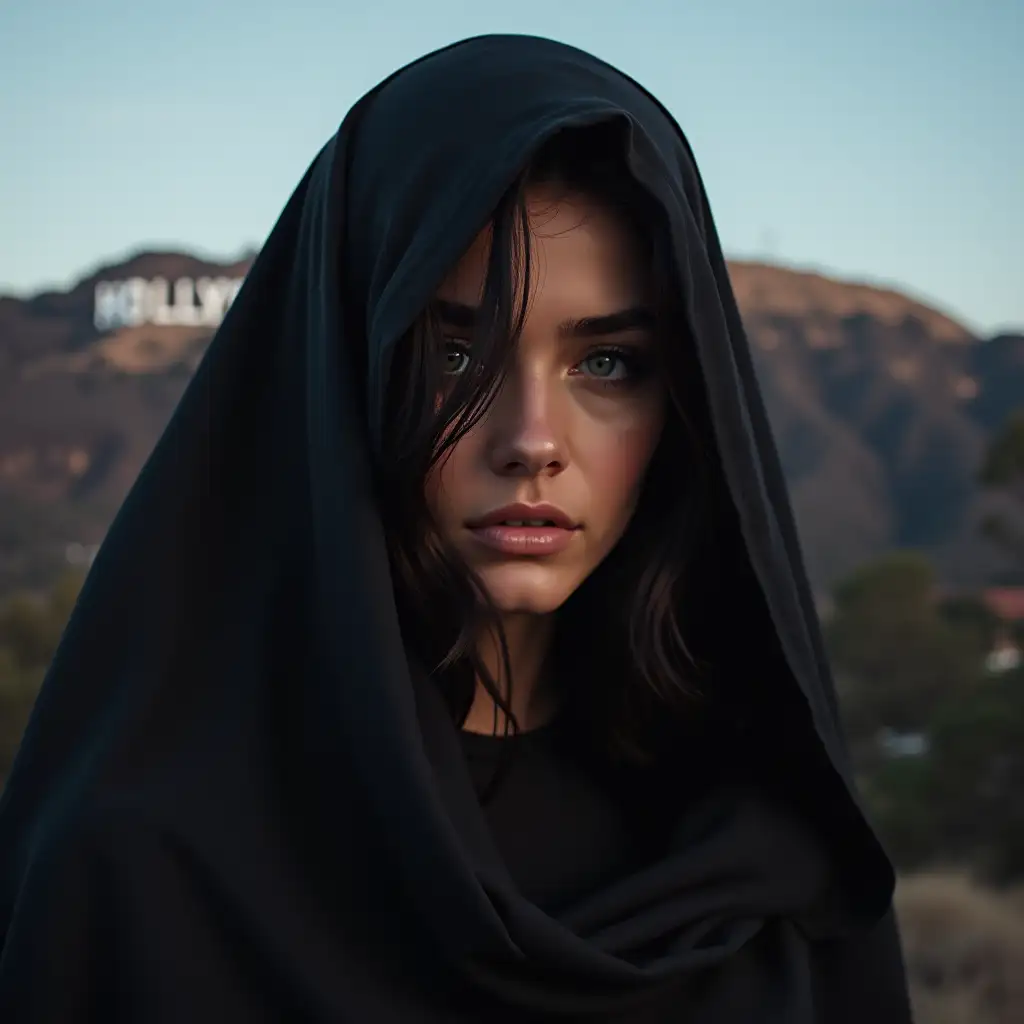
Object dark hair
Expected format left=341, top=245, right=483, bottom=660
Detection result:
left=376, top=121, right=711, bottom=761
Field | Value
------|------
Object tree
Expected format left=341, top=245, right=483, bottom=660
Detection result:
left=979, top=408, right=1024, bottom=571
left=860, top=754, right=938, bottom=869
left=926, top=665, right=1024, bottom=882
left=857, top=658, right=1024, bottom=881
left=0, top=570, right=84, bottom=784
left=826, top=553, right=984, bottom=738
left=937, top=593, right=1001, bottom=656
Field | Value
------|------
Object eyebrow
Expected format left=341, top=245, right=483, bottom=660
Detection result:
left=430, top=299, right=655, bottom=338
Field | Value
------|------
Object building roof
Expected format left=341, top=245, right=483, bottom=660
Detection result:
left=982, top=587, right=1024, bottom=622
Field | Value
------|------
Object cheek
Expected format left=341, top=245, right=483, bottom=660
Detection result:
left=423, top=459, right=451, bottom=522
left=423, top=434, right=478, bottom=524
left=580, top=403, right=665, bottom=526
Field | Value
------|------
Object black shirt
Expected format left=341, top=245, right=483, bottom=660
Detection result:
left=460, top=719, right=662, bottom=913
left=459, top=723, right=711, bottom=1022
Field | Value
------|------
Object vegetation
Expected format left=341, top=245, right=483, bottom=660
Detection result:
left=979, top=409, right=1024, bottom=572
left=0, top=570, right=83, bottom=784
left=821, top=546, right=1024, bottom=884
left=826, top=553, right=984, bottom=736
left=980, top=410, right=1024, bottom=497
left=897, top=872, right=1024, bottom=1024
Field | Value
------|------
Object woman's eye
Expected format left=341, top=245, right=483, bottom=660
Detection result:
left=579, top=350, right=630, bottom=381
left=443, top=341, right=471, bottom=376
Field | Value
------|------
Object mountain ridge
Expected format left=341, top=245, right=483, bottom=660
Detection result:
left=1, top=249, right=1021, bottom=596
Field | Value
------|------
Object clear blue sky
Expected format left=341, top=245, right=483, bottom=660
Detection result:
left=1, top=0, right=1020, bottom=335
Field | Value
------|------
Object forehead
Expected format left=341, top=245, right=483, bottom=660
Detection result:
left=437, top=186, right=648, bottom=310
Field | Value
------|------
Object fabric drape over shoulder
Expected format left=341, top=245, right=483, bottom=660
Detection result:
left=0, top=34, right=911, bottom=1023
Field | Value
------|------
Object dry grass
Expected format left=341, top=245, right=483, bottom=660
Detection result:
left=896, top=872, right=1024, bottom=1024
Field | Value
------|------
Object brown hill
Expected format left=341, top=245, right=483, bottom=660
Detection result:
left=729, top=261, right=974, bottom=346
left=0, top=249, right=1021, bottom=596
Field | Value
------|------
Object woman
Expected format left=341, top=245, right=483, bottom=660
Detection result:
left=0, top=35, right=911, bottom=1022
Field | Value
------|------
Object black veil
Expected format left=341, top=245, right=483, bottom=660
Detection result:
left=0, top=35, right=910, bottom=1022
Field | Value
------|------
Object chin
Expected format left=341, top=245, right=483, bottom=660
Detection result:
left=476, top=564, right=579, bottom=616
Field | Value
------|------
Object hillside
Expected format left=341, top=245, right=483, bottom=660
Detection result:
left=1, top=250, right=1022, bottom=596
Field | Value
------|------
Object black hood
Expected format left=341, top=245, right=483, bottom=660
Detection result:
left=0, top=34, right=908, bottom=1023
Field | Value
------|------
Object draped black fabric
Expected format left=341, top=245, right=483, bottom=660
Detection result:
left=0, top=35, right=912, bottom=1022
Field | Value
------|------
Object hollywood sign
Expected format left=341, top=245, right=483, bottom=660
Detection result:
left=93, top=275, right=245, bottom=332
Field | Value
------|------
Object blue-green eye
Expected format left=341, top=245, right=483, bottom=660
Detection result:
left=580, top=350, right=630, bottom=380
left=444, top=341, right=471, bottom=376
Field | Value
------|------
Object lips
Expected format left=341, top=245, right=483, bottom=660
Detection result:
left=466, top=503, right=579, bottom=557
left=467, top=503, right=578, bottom=531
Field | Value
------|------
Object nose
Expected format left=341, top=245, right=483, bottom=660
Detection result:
left=485, top=368, right=567, bottom=478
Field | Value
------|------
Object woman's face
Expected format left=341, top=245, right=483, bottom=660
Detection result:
left=425, top=184, right=667, bottom=617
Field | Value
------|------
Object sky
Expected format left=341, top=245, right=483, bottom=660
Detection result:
left=0, top=0, right=1021, bottom=336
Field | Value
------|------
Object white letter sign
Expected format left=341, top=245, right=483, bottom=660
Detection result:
left=93, top=274, right=246, bottom=331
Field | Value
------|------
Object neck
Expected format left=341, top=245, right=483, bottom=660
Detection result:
left=461, top=613, right=559, bottom=734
